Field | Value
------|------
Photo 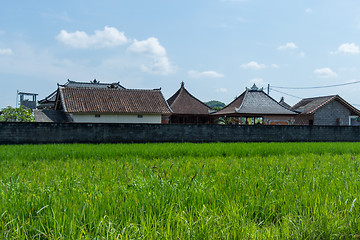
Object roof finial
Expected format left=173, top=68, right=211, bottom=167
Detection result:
left=181, top=81, right=184, bottom=88
left=246, top=83, right=263, bottom=91
left=251, top=83, right=258, bottom=90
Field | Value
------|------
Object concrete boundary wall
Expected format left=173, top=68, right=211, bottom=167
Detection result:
left=0, top=122, right=360, bottom=144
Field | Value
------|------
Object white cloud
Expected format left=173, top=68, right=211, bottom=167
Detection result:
left=56, top=26, right=128, bottom=48
left=333, top=43, right=360, bottom=55
left=0, top=48, right=13, bottom=55
left=128, top=37, right=174, bottom=75
left=277, top=42, right=298, bottom=50
left=250, top=78, right=265, bottom=85
left=188, top=70, right=224, bottom=78
left=128, top=37, right=166, bottom=56
left=271, top=64, right=279, bottom=68
left=216, top=88, right=227, bottom=93
left=299, top=52, right=305, bottom=57
left=240, top=61, right=266, bottom=70
left=305, top=8, right=313, bottom=14
left=314, top=67, right=338, bottom=78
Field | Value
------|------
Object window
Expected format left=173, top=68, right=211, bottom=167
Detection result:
left=137, top=115, right=143, bottom=118
left=349, top=116, right=360, bottom=126
left=255, top=117, right=263, bottom=125
left=240, top=117, right=247, bottom=125
left=309, top=120, right=313, bottom=125
left=247, top=117, right=254, bottom=125
left=95, top=114, right=101, bottom=118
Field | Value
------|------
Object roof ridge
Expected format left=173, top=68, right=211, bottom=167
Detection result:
left=235, top=89, right=249, bottom=112
left=308, top=95, right=336, bottom=114
left=300, top=95, right=337, bottom=101
left=159, top=89, right=173, bottom=113
left=168, top=84, right=211, bottom=110
left=262, top=90, right=300, bottom=113
left=169, top=85, right=184, bottom=107
left=181, top=86, right=212, bottom=110
left=58, top=88, right=67, bottom=113
left=61, top=87, right=161, bottom=92
left=167, top=86, right=182, bottom=106
left=212, top=90, right=246, bottom=114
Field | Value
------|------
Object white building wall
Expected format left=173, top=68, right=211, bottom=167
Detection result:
left=70, top=114, right=162, bottom=124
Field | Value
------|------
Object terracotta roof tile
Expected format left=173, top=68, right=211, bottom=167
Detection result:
left=58, top=87, right=171, bottom=114
left=167, top=82, right=212, bottom=115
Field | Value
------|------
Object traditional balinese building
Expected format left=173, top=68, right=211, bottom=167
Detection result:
left=54, top=86, right=171, bottom=124
left=38, top=79, right=125, bottom=109
left=167, top=82, right=213, bottom=124
left=212, top=84, right=299, bottom=125
left=292, top=95, right=360, bottom=126
left=279, top=97, right=292, bottom=109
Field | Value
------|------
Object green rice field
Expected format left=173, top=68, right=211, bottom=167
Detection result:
left=1, top=142, right=360, bottom=239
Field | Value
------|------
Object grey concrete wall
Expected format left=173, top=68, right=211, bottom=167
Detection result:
left=314, top=100, right=351, bottom=126
left=1, top=122, right=360, bottom=144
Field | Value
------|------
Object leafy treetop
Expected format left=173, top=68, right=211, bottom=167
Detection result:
left=0, top=105, right=35, bottom=122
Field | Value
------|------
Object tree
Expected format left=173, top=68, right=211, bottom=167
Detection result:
left=0, top=105, right=35, bottom=122
left=205, top=100, right=226, bottom=110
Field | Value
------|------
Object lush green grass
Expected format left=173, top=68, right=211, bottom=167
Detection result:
left=1, top=142, right=360, bottom=239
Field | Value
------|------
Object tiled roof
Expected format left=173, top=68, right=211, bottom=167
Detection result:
left=58, top=87, right=172, bottom=114
left=63, top=79, right=126, bottom=89
left=279, top=97, right=292, bottom=109
left=33, top=110, right=69, bottom=122
left=292, top=95, right=360, bottom=115
left=214, top=87, right=299, bottom=115
left=167, top=82, right=212, bottom=115
left=38, top=79, right=126, bottom=107
left=38, top=90, right=57, bottom=104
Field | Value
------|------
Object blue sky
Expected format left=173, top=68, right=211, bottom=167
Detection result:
left=1, top=0, right=360, bottom=108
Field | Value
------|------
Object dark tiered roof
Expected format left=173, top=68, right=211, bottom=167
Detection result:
left=292, top=95, right=360, bottom=115
left=279, top=97, right=292, bottom=109
left=214, top=84, right=299, bottom=115
left=56, top=87, right=172, bottom=114
left=167, top=82, right=212, bottom=115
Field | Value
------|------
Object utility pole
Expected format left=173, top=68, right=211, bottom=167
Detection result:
left=16, top=90, right=18, bottom=108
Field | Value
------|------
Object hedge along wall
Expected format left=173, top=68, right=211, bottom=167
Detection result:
left=1, top=122, right=360, bottom=144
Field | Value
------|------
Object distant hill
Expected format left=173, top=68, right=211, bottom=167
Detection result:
left=205, top=100, right=226, bottom=110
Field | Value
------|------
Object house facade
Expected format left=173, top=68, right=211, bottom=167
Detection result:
left=292, top=95, right=360, bottom=126
left=54, top=87, right=171, bottom=124
left=213, top=84, right=299, bottom=125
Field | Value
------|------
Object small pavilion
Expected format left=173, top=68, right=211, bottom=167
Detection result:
left=167, top=82, right=213, bottom=124
left=212, top=84, right=299, bottom=125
